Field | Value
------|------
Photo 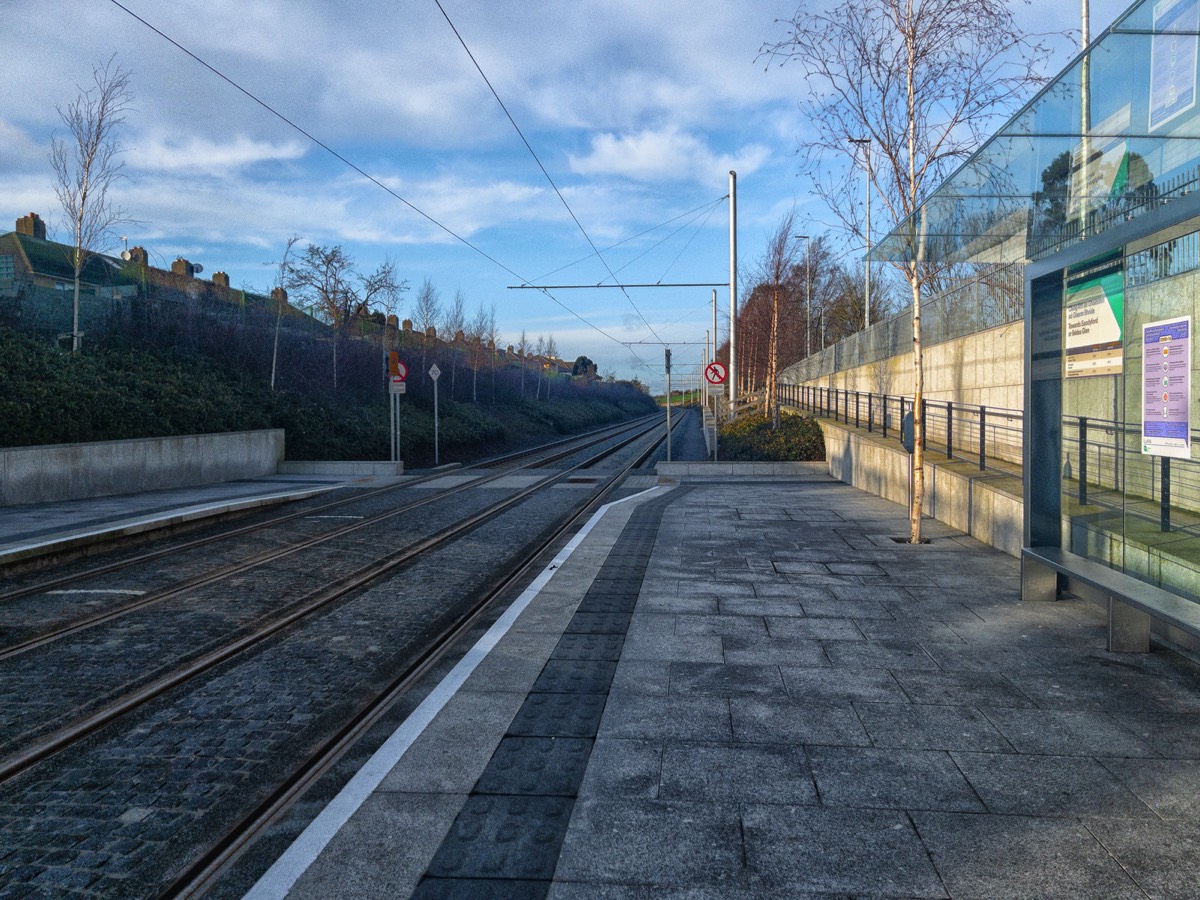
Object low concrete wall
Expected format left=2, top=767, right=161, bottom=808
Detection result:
left=819, top=420, right=1024, bottom=557
left=0, top=430, right=285, bottom=505
left=656, top=461, right=829, bottom=478
left=277, top=460, right=404, bottom=476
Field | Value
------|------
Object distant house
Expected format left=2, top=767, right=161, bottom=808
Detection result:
left=0, top=212, right=137, bottom=299
left=0, top=212, right=318, bottom=340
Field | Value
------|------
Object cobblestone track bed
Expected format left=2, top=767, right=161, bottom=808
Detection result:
left=0, top=417, right=655, bottom=649
left=0, top=470, right=626, bottom=898
left=0, top=482, right=553, bottom=760
left=0, top=421, right=671, bottom=897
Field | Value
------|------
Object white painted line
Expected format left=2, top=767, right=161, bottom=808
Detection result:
left=304, top=516, right=365, bottom=520
left=242, top=484, right=670, bottom=900
left=47, top=589, right=147, bottom=596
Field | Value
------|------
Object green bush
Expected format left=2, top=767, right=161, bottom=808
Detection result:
left=0, top=328, right=657, bottom=464
left=718, top=412, right=825, bottom=461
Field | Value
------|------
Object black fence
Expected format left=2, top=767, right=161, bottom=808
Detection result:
left=779, top=383, right=1023, bottom=474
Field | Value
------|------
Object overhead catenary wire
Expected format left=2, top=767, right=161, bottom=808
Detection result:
left=105, top=0, right=653, bottom=373
left=434, top=0, right=665, bottom=349
left=531, top=196, right=728, bottom=284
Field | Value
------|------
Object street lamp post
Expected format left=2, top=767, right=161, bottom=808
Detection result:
left=796, top=235, right=811, bottom=358
left=849, top=137, right=872, bottom=330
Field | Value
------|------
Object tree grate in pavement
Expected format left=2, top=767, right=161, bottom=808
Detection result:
left=413, top=487, right=688, bottom=899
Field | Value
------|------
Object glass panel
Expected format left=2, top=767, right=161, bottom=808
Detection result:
left=1060, top=257, right=1126, bottom=566
left=873, top=0, right=1200, bottom=266
left=1122, top=255, right=1200, bottom=600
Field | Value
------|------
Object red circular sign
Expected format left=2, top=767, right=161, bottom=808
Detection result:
left=394, top=361, right=408, bottom=381
left=705, top=362, right=728, bottom=385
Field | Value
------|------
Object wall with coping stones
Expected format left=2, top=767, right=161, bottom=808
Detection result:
left=818, top=420, right=1024, bottom=557
left=0, top=430, right=285, bottom=505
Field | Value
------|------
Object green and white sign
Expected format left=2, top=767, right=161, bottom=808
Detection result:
left=1065, top=269, right=1124, bottom=378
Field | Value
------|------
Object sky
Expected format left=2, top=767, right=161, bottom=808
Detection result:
left=4, top=0, right=1131, bottom=392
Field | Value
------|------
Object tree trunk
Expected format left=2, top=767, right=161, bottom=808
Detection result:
left=910, top=266, right=924, bottom=544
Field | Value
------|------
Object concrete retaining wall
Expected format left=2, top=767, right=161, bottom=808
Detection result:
left=819, top=420, right=1024, bottom=557
left=0, top=430, right=285, bottom=505
left=782, top=319, right=1025, bottom=413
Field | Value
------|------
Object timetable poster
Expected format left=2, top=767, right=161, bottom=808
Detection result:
left=1149, top=0, right=1200, bottom=132
left=1143, top=315, right=1192, bottom=459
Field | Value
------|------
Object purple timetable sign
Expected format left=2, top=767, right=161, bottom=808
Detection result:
left=1143, top=316, right=1192, bottom=459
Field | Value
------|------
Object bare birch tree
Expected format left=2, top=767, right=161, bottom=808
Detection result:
left=269, top=235, right=300, bottom=391
left=51, top=56, right=134, bottom=353
left=286, top=245, right=405, bottom=391
left=516, top=329, right=532, bottom=398
left=413, top=278, right=442, bottom=384
left=444, top=288, right=468, bottom=399
left=758, top=209, right=801, bottom=422
left=761, top=0, right=1055, bottom=542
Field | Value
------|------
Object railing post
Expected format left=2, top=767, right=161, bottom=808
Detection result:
left=946, top=401, right=954, bottom=459
left=867, top=392, right=873, bottom=433
left=1078, top=416, right=1088, bottom=505
left=1162, top=457, right=1172, bottom=533
left=855, top=391, right=860, bottom=428
left=883, top=394, right=890, bottom=438
left=978, top=405, right=986, bottom=470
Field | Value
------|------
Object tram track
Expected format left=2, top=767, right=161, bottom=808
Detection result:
left=0, top=417, right=663, bottom=773
left=0, top=412, right=685, bottom=899
left=0, top=415, right=656, bottom=661
left=0, top=414, right=655, bottom=608
left=165, top=414, right=680, bottom=899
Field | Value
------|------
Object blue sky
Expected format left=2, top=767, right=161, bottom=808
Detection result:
left=4, top=0, right=1128, bottom=391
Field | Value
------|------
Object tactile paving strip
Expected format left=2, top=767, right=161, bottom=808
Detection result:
left=413, top=488, right=688, bottom=899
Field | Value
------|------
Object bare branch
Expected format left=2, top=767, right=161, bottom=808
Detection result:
left=50, top=54, right=134, bottom=352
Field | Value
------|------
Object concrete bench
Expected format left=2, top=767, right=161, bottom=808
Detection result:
left=1022, top=546, right=1200, bottom=652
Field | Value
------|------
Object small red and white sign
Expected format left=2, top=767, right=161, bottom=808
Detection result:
left=389, top=375, right=407, bottom=394
left=393, top=361, right=408, bottom=381
left=705, top=362, right=728, bottom=385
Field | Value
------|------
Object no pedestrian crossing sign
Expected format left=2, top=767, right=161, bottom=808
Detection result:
left=705, top=362, right=728, bottom=385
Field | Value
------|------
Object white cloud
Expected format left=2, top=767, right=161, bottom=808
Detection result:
left=0, top=119, right=45, bottom=172
left=132, top=135, right=307, bottom=174
left=569, top=127, right=770, bottom=183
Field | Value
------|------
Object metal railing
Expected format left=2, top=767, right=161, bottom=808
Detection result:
left=780, top=383, right=1200, bottom=530
left=778, top=384, right=1024, bottom=475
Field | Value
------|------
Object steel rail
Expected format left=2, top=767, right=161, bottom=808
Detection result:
left=0, top=418, right=664, bottom=788
left=0, top=417, right=657, bottom=660
left=0, top=414, right=656, bottom=600
left=161, top=415, right=673, bottom=899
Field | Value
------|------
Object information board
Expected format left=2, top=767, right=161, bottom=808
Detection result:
left=1064, top=269, right=1124, bottom=378
left=1142, top=315, right=1192, bottom=458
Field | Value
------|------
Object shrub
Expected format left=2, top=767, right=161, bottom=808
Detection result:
left=718, top=412, right=825, bottom=461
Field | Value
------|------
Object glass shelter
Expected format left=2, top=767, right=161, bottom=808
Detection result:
left=874, top=0, right=1200, bottom=647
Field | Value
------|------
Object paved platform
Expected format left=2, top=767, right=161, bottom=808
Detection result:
left=241, top=469, right=1200, bottom=899
left=0, top=473, right=406, bottom=570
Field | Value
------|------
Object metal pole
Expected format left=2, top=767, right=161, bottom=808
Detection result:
left=865, top=141, right=871, bottom=330
left=805, top=238, right=812, bottom=357
left=433, top=377, right=439, bottom=466
left=850, top=137, right=871, bottom=330
left=728, top=170, right=737, bottom=419
left=665, top=346, right=673, bottom=462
